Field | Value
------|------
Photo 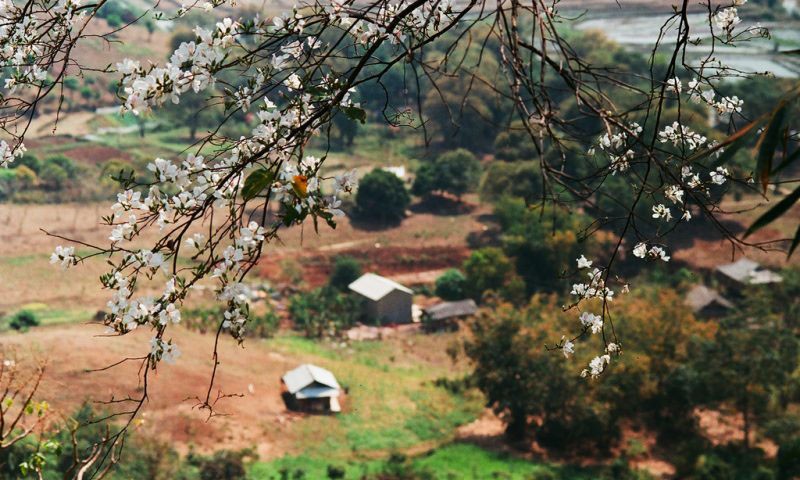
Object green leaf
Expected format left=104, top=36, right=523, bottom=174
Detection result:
left=687, top=114, right=764, bottom=166
left=754, top=102, right=788, bottom=193
left=770, top=145, right=800, bottom=178
left=744, top=183, right=800, bottom=238
left=343, top=106, right=366, bottom=124
left=242, top=169, right=273, bottom=201
left=708, top=127, right=755, bottom=170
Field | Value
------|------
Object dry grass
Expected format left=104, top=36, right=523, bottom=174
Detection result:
left=0, top=324, right=478, bottom=460
left=0, top=199, right=490, bottom=312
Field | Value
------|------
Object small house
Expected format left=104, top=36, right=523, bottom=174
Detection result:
left=348, top=273, right=414, bottom=324
left=422, top=299, right=478, bottom=332
left=684, top=285, right=734, bottom=318
left=716, top=258, right=782, bottom=290
left=281, top=364, right=342, bottom=413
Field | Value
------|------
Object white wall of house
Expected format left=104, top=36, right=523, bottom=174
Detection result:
left=365, top=289, right=413, bottom=324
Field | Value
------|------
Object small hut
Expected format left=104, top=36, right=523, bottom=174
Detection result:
left=684, top=285, right=734, bottom=318
left=716, top=258, right=782, bottom=291
left=281, top=364, right=342, bottom=413
left=348, top=273, right=414, bottom=325
left=422, top=299, right=478, bottom=332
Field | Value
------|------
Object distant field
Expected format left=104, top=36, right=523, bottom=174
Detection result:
left=0, top=324, right=481, bottom=461
left=0, top=188, right=487, bottom=312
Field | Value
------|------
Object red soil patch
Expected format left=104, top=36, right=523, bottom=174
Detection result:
left=25, top=136, right=75, bottom=149
left=1, top=324, right=304, bottom=457
left=258, top=244, right=471, bottom=287
left=61, top=144, right=133, bottom=165
left=695, top=408, right=778, bottom=457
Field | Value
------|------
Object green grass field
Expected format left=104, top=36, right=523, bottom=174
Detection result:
left=264, top=335, right=484, bottom=458
left=248, top=442, right=601, bottom=479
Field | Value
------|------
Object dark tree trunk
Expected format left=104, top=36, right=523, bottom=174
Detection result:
left=504, top=407, right=527, bottom=441
left=742, top=394, right=751, bottom=449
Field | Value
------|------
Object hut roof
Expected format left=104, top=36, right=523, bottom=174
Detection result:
left=348, top=273, right=413, bottom=301
left=282, top=364, right=340, bottom=399
left=684, top=285, right=734, bottom=313
left=424, top=299, right=478, bottom=321
left=716, top=258, right=782, bottom=285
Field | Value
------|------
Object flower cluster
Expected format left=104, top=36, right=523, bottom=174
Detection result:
left=713, top=5, right=742, bottom=33
left=658, top=122, right=707, bottom=151
left=0, top=140, right=25, bottom=168
left=686, top=79, right=743, bottom=115
left=561, top=256, right=627, bottom=375
left=632, top=242, right=670, bottom=262
left=591, top=122, right=643, bottom=175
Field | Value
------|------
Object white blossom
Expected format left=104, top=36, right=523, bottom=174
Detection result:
left=50, top=245, right=76, bottom=269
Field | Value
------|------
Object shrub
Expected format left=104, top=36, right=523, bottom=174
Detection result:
left=328, top=256, right=362, bottom=291
left=355, top=169, right=410, bottom=223
left=9, top=310, right=39, bottom=331
left=326, top=465, right=346, bottom=479
left=12, top=153, right=41, bottom=173
left=289, top=287, right=363, bottom=338
left=104, top=13, right=123, bottom=27
left=0, top=169, right=16, bottom=200
left=183, top=305, right=278, bottom=338
left=434, top=269, right=466, bottom=300
left=12, top=165, right=37, bottom=189
left=44, top=155, right=78, bottom=178
left=249, top=310, right=280, bottom=338
left=39, top=162, right=69, bottom=190
left=193, top=449, right=253, bottom=480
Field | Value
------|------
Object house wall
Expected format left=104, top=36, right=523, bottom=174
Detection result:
left=373, top=290, right=413, bottom=324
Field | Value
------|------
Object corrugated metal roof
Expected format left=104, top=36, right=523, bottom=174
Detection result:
left=424, top=299, right=478, bottom=321
left=684, top=285, right=734, bottom=312
left=282, top=364, right=340, bottom=395
left=716, top=258, right=782, bottom=284
left=348, top=273, right=413, bottom=301
left=716, top=258, right=761, bottom=282
left=295, top=386, right=340, bottom=399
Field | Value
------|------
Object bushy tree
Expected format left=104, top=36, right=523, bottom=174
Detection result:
left=412, top=149, right=481, bottom=199
left=434, top=269, right=466, bottom=300
left=479, top=161, right=541, bottom=202
left=494, top=198, right=600, bottom=293
left=328, top=255, right=362, bottom=290
left=694, top=312, right=799, bottom=449
left=355, top=169, right=410, bottom=223
left=461, top=247, right=515, bottom=302
left=464, top=301, right=613, bottom=446
left=493, top=124, right=537, bottom=161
